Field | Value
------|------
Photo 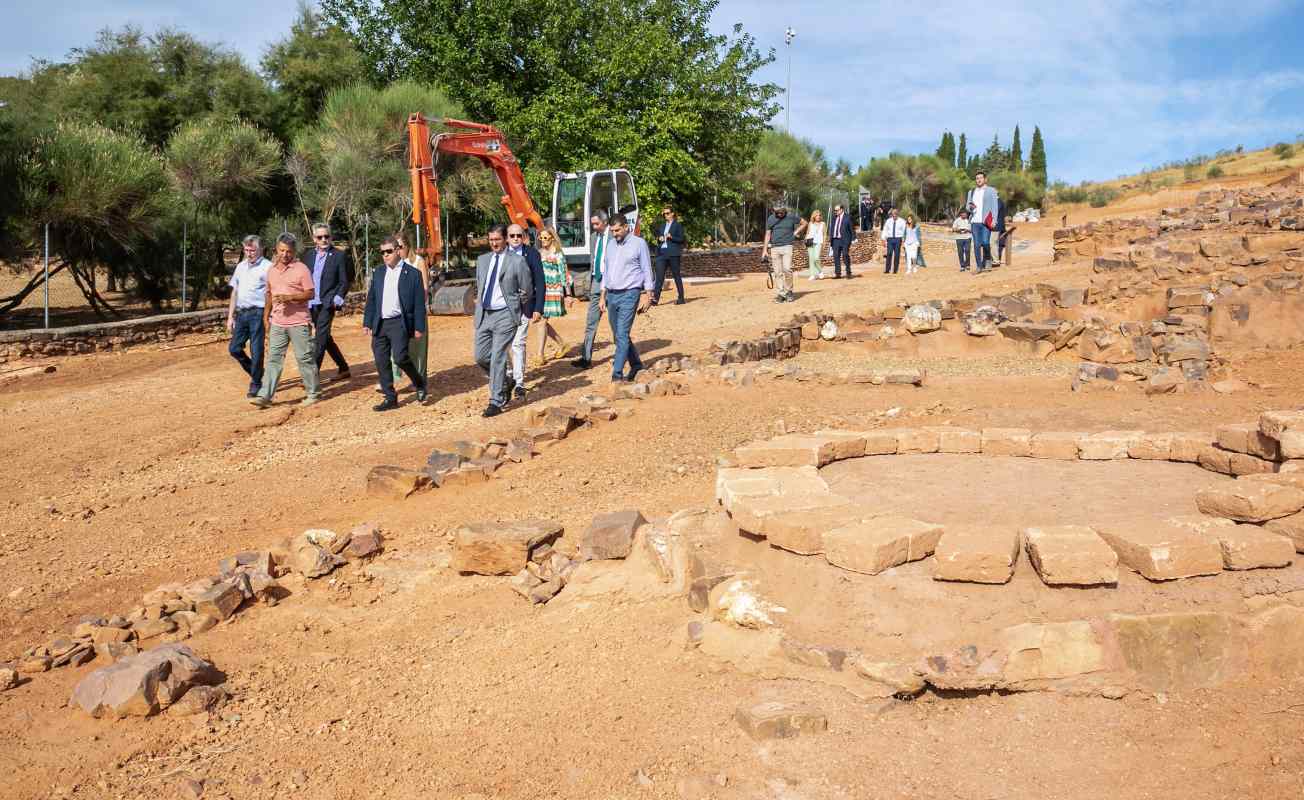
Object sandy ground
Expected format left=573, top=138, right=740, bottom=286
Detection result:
left=3, top=195, right=1304, bottom=800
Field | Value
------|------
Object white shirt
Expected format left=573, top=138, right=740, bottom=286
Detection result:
left=971, top=186, right=987, bottom=223
left=229, top=257, right=270, bottom=309
left=661, top=221, right=672, bottom=249
left=484, top=252, right=507, bottom=310
left=881, top=217, right=907, bottom=239
left=381, top=263, right=403, bottom=319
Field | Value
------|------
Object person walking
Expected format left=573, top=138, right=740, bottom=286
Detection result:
left=600, top=212, right=653, bottom=382
left=226, top=235, right=270, bottom=398
left=572, top=211, right=609, bottom=370
left=474, top=224, right=532, bottom=417
left=363, top=236, right=428, bottom=411
left=903, top=215, right=922, bottom=274
left=827, top=203, right=854, bottom=279
left=880, top=208, right=906, bottom=274
left=859, top=196, right=873, bottom=232
left=535, top=226, right=572, bottom=363
left=993, top=195, right=1008, bottom=266
left=302, top=223, right=352, bottom=381
left=506, top=223, right=544, bottom=400
left=952, top=209, right=973, bottom=271
left=652, top=206, right=686, bottom=305
left=762, top=200, right=798, bottom=303
left=800, top=209, right=825, bottom=280
left=388, top=234, right=429, bottom=390
left=250, top=233, right=320, bottom=408
left=966, top=172, right=999, bottom=272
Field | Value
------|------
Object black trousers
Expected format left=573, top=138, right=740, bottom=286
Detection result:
left=831, top=241, right=852, bottom=276
left=653, top=254, right=684, bottom=302
left=883, top=238, right=902, bottom=273
left=311, top=304, right=349, bottom=371
left=373, top=317, right=423, bottom=401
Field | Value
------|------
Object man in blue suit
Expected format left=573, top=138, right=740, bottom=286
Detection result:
left=507, top=223, right=545, bottom=400
left=652, top=205, right=686, bottom=305
left=827, top=204, right=855, bottom=279
left=363, top=236, right=428, bottom=411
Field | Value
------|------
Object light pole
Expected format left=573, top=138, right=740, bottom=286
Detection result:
left=784, top=27, right=796, bottom=132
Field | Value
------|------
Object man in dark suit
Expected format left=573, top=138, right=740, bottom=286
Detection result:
left=993, top=196, right=1008, bottom=266
left=506, top=223, right=544, bottom=400
left=827, top=203, right=855, bottom=279
left=859, top=197, right=873, bottom=232
left=652, top=205, right=686, bottom=305
left=476, top=224, right=533, bottom=417
left=302, top=223, right=352, bottom=380
left=362, top=236, right=428, bottom=411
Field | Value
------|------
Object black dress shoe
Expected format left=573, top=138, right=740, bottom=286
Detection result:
left=337, top=369, right=351, bottom=381
left=571, top=358, right=592, bottom=369
left=514, top=386, right=528, bottom=400
left=416, top=386, right=428, bottom=403
left=246, top=390, right=259, bottom=398
left=675, top=298, right=686, bottom=305
left=373, top=398, right=399, bottom=412
left=482, top=404, right=503, bottom=417
left=626, top=366, right=642, bottom=383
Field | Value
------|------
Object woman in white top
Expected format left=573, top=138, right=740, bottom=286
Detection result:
left=798, top=209, right=825, bottom=280
left=903, top=215, right=922, bottom=274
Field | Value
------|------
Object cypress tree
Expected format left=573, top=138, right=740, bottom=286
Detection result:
left=1028, top=126, right=1047, bottom=186
left=936, top=132, right=955, bottom=166
left=1011, top=125, right=1022, bottom=172
left=956, top=133, right=967, bottom=171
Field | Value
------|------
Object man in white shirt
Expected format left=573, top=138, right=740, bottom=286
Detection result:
left=226, top=235, right=271, bottom=398
left=966, top=172, right=999, bottom=272
left=880, top=208, right=907, bottom=274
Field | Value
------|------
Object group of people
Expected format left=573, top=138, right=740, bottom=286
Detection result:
left=227, top=205, right=687, bottom=416
left=761, top=200, right=858, bottom=302
left=950, top=171, right=1006, bottom=272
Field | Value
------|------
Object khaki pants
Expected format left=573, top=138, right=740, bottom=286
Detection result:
left=258, top=323, right=320, bottom=401
left=770, top=244, right=794, bottom=296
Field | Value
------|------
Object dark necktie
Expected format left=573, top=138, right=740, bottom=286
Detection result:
left=482, top=253, right=500, bottom=309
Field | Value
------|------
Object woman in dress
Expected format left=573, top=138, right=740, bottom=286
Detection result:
left=903, top=214, right=922, bottom=275
left=392, top=234, right=430, bottom=385
left=535, top=226, right=572, bottom=363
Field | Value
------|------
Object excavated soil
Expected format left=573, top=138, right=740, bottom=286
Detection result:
left=3, top=190, right=1304, bottom=799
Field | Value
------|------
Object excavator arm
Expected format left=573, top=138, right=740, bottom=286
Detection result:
left=407, top=114, right=545, bottom=264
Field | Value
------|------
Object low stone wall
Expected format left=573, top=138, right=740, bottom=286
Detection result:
left=0, top=292, right=367, bottom=363
left=681, top=233, right=880, bottom=279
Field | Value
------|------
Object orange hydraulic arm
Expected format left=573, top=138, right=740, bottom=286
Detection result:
left=408, top=114, right=545, bottom=264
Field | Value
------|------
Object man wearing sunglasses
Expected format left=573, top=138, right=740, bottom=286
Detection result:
left=653, top=206, right=686, bottom=305
left=362, top=236, right=428, bottom=411
left=506, top=223, right=545, bottom=400
left=301, top=223, right=353, bottom=381
left=474, top=224, right=532, bottom=417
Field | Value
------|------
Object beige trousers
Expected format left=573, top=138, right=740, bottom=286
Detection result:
left=770, top=245, right=794, bottom=296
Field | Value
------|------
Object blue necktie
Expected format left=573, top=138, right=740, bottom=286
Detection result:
left=482, top=253, right=500, bottom=309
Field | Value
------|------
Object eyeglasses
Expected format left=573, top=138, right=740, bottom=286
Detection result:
left=380, top=248, right=396, bottom=255
left=508, top=233, right=524, bottom=238
left=314, top=234, right=330, bottom=240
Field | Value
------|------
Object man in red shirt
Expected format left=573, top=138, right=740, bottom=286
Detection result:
left=250, top=233, right=322, bottom=408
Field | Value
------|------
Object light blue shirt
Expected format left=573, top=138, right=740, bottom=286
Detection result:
left=602, top=233, right=654, bottom=292
left=229, top=258, right=270, bottom=309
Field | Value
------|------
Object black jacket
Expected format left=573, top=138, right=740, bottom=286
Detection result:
left=511, top=244, right=546, bottom=316
left=828, top=211, right=855, bottom=243
left=654, top=219, right=686, bottom=258
left=300, top=247, right=353, bottom=309
left=363, top=262, right=428, bottom=338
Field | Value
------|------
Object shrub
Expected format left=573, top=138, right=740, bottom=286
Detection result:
left=1087, top=187, right=1120, bottom=208
left=1206, top=165, right=1225, bottom=179
left=1273, top=142, right=1296, bottom=160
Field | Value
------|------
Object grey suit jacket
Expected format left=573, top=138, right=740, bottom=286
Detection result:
left=473, top=249, right=532, bottom=327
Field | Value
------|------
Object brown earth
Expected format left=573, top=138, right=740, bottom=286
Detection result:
left=2, top=187, right=1304, bottom=799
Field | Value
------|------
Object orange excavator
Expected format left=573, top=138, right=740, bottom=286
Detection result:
left=407, top=114, right=642, bottom=293
left=407, top=114, right=543, bottom=265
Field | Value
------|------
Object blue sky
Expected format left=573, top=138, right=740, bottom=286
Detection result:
left=3, top=0, right=1303, bottom=183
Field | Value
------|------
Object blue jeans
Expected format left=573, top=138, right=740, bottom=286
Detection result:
left=606, top=288, right=644, bottom=379
left=956, top=239, right=971, bottom=270
left=883, top=238, right=902, bottom=273
left=971, top=224, right=992, bottom=270
left=229, top=307, right=265, bottom=393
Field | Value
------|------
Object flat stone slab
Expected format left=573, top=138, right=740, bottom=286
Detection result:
left=715, top=466, right=828, bottom=512
left=933, top=526, right=1020, bottom=584
left=1260, top=410, right=1304, bottom=459
left=981, top=428, right=1032, bottom=458
left=452, top=519, right=564, bottom=575
left=1023, top=526, right=1118, bottom=586
left=734, top=433, right=863, bottom=468
left=1095, top=520, right=1223, bottom=580
left=1128, top=432, right=1174, bottom=460
left=1265, top=512, right=1304, bottom=552
left=763, top=504, right=870, bottom=555
left=937, top=428, right=980, bottom=454
left=1168, top=515, right=1294, bottom=570
left=1168, top=432, right=1213, bottom=463
left=1030, top=432, right=1081, bottom=460
left=1078, top=430, right=1142, bottom=460
left=823, top=516, right=945, bottom=576
left=1194, top=482, right=1304, bottom=523
left=1216, top=423, right=1280, bottom=460
left=580, top=509, right=647, bottom=560
left=731, top=492, right=847, bottom=536
left=734, top=701, right=828, bottom=740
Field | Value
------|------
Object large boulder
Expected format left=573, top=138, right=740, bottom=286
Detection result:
left=452, top=519, right=563, bottom=575
left=71, top=644, right=222, bottom=719
left=903, top=304, right=942, bottom=334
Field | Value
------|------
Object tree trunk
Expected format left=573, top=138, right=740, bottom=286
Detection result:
left=0, top=262, right=68, bottom=317
left=67, top=263, right=121, bottom=319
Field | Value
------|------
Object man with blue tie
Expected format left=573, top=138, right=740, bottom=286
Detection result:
left=652, top=205, right=686, bottom=305
left=881, top=208, right=906, bottom=275
left=363, top=236, right=428, bottom=411
left=474, top=224, right=533, bottom=417
left=572, top=211, right=609, bottom=370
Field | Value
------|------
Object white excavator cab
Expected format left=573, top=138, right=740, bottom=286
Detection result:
left=550, top=169, right=639, bottom=296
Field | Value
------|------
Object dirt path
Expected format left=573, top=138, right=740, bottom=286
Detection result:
left=2, top=208, right=1303, bottom=799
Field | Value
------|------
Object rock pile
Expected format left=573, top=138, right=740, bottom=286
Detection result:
left=1197, top=410, right=1304, bottom=477
left=70, top=644, right=224, bottom=719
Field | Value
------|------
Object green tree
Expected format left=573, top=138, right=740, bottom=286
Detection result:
left=262, top=3, right=368, bottom=137
left=167, top=118, right=283, bottom=309
left=21, top=122, right=176, bottom=315
left=935, top=132, right=955, bottom=167
left=1028, top=126, right=1047, bottom=186
left=1010, top=125, right=1022, bottom=172
left=981, top=134, right=1007, bottom=173
left=10, top=28, right=276, bottom=150
left=956, top=133, right=968, bottom=171
left=323, top=0, right=780, bottom=242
